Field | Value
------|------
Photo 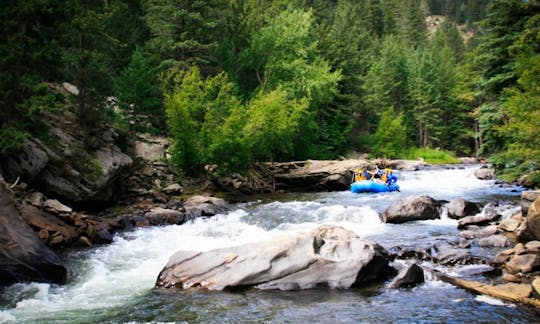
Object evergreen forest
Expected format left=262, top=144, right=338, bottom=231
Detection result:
left=1, top=0, right=539, bottom=185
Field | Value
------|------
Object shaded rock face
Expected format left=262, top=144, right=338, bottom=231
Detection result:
left=0, top=124, right=133, bottom=204
left=381, top=196, right=444, bottom=224
left=0, top=187, right=66, bottom=286
left=155, top=225, right=391, bottom=291
left=446, top=199, right=481, bottom=220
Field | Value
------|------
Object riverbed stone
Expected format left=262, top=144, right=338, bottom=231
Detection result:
left=447, top=198, right=481, bottom=220
left=43, top=199, right=73, bottom=215
left=478, top=234, right=510, bottom=248
left=521, top=191, right=540, bottom=216
left=457, top=202, right=500, bottom=229
left=389, top=263, right=425, bottom=288
left=431, top=244, right=486, bottom=265
left=532, top=277, right=540, bottom=298
left=459, top=225, right=498, bottom=239
left=506, top=254, right=540, bottom=274
left=381, top=196, right=443, bottom=224
left=525, top=241, right=540, bottom=253
left=491, top=249, right=515, bottom=266
left=517, top=196, right=540, bottom=242
left=499, top=218, right=521, bottom=232
left=18, top=203, right=78, bottom=246
left=156, top=225, right=391, bottom=291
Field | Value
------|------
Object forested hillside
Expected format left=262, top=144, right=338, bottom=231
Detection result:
left=1, top=0, right=538, bottom=185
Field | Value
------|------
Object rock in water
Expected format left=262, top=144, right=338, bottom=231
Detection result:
left=389, top=263, right=425, bottom=288
left=446, top=198, right=481, bottom=220
left=155, top=225, right=390, bottom=291
left=0, top=185, right=67, bottom=286
left=381, top=196, right=443, bottom=224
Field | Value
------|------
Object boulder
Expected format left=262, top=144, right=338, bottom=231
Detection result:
left=163, top=183, right=182, bottom=195
left=499, top=218, right=521, bottom=232
left=459, top=225, right=498, bottom=239
left=491, top=249, right=515, bottom=267
left=517, top=196, right=540, bottom=242
left=145, top=207, right=186, bottom=225
left=0, top=185, right=67, bottom=286
left=183, top=195, right=229, bottom=219
left=457, top=202, right=500, bottom=229
left=43, top=199, right=73, bottom=215
left=521, top=191, right=540, bottom=216
left=446, top=199, right=481, bottom=220
left=474, top=166, right=495, bottom=180
left=478, top=234, right=510, bottom=248
left=431, top=244, right=486, bottom=266
left=381, top=196, right=443, bottom=224
left=389, top=263, right=425, bottom=288
left=506, top=254, right=540, bottom=274
left=532, top=277, right=540, bottom=298
left=155, top=225, right=391, bottom=291
left=272, top=160, right=365, bottom=192
left=28, top=192, right=46, bottom=207
left=134, top=134, right=169, bottom=161
left=525, top=241, right=540, bottom=253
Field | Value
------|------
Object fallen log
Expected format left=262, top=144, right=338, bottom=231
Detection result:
left=427, top=268, right=540, bottom=309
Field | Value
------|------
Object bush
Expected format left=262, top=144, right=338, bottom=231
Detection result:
left=405, top=147, right=460, bottom=164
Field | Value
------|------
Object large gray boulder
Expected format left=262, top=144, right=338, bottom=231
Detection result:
left=381, top=196, right=444, bottom=224
left=0, top=185, right=66, bottom=286
left=155, top=225, right=391, bottom=291
left=446, top=198, right=481, bottom=220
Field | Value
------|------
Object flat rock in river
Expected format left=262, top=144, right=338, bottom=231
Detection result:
left=155, top=225, right=391, bottom=291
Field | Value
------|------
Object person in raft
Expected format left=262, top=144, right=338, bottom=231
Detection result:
left=353, top=167, right=395, bottom=185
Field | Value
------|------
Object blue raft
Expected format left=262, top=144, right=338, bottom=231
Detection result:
left=350, top=180, right=400, bottom=193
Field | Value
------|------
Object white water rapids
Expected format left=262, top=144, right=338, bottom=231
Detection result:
left=0, top=165, right=530, bottom=323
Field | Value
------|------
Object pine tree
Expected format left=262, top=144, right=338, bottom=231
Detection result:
left=115, top=48, right=162, bottom=133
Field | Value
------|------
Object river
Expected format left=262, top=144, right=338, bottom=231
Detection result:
left=1, top=165, right=537, bottom=323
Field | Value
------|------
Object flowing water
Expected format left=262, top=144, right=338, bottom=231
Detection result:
left=1, top=165, right=538, bottom=323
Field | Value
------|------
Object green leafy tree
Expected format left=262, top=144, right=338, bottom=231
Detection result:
left=371, top=107, right=408, bottom=158
left=243, top=90, right=309, bottom=161
left=165, top=67, right=205, bottom=174
left=241, top=7, right=341, bottom=159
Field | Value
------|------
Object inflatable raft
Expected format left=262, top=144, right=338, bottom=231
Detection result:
left=350, top=180, right=400, bottom=193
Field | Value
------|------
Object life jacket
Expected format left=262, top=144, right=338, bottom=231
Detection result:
left=354, top=169, right=368, bottom=181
